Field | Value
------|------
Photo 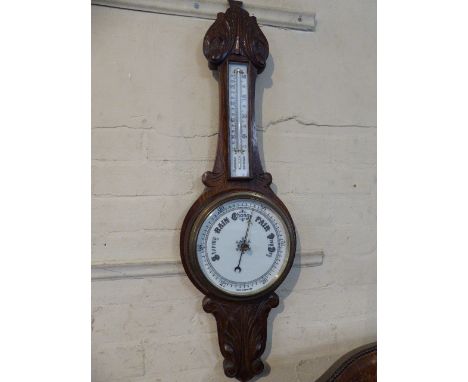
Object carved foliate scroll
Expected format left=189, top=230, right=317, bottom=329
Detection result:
left=203, top=293, right=279, bottom=382
left=203, top=0, right=269, bottom=72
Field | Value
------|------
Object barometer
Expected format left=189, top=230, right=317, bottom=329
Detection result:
left=180, top=1, right=296, bottom=381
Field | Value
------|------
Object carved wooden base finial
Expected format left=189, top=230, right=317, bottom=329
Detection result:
left=203, top=293, right=279, bottom=381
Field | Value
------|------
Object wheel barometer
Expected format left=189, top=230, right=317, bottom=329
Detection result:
left=180, top=1, right=296, bottom=381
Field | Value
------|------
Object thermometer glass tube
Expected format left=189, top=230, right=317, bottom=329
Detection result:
left=228, top=62, right=250, bottom=178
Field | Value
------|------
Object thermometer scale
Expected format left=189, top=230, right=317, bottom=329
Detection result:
left=228, top=62, right=250, bottom=178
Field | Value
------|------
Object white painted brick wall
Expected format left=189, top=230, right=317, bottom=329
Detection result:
left=91, top=271, right=376, bottom=381
left=92, top=128, right=146, bottom=161
left=92, top=0, right=376, bottom=380
left=92, top=161, right=195, bottom=196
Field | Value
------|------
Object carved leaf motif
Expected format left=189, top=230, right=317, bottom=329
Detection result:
left=202, top=1, right=269, bottom=71
left=203, top=14, right=234, bottom=69
left=202, top=170, right=225, bottom=187
left=256, top=172, right=272, bottom=187
left=203, top=293, right=279, bottom=382
left=244, top=16, right=269, bottom=72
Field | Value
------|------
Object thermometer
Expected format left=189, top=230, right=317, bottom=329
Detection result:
left=228, top=62, right=249, bottom=178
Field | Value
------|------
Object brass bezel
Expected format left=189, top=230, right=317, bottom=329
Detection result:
left=188, top=191, right=295, bottom=298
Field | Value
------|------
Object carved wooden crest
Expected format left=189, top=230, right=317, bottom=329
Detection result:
left=203, top=0, right=269, bottom=72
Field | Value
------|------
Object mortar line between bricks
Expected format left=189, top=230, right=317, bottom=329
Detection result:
left=92, top=117, right=376, bottom=134
left=92, top=193, right=194, bottom=198
left=92, top=194, right=191, bottom=199
left=258, top=116, right=376, bottom=131
left=91, top=159, right=376, bottom=167
left=95, top=228, right=181, bottom=234
left=91, top=191, right=375, bottom=198
left=91, top=159, right=214, bottom=163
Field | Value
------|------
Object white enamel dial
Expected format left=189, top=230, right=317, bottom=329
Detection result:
left=196, top=197, right=291, bottom=296
left=228, top=62, right=249, bottom=178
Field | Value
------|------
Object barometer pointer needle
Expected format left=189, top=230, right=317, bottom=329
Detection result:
left=234, top=214, right=253, bottom=273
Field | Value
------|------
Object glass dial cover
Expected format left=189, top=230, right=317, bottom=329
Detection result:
left=196, top=197, right=291, bottom=296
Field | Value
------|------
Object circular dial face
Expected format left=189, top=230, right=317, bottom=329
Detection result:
left=196, top=197, right=291, bottom=296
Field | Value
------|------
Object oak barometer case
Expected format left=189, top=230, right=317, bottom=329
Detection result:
left=180, top=1, right=296, bottom=381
